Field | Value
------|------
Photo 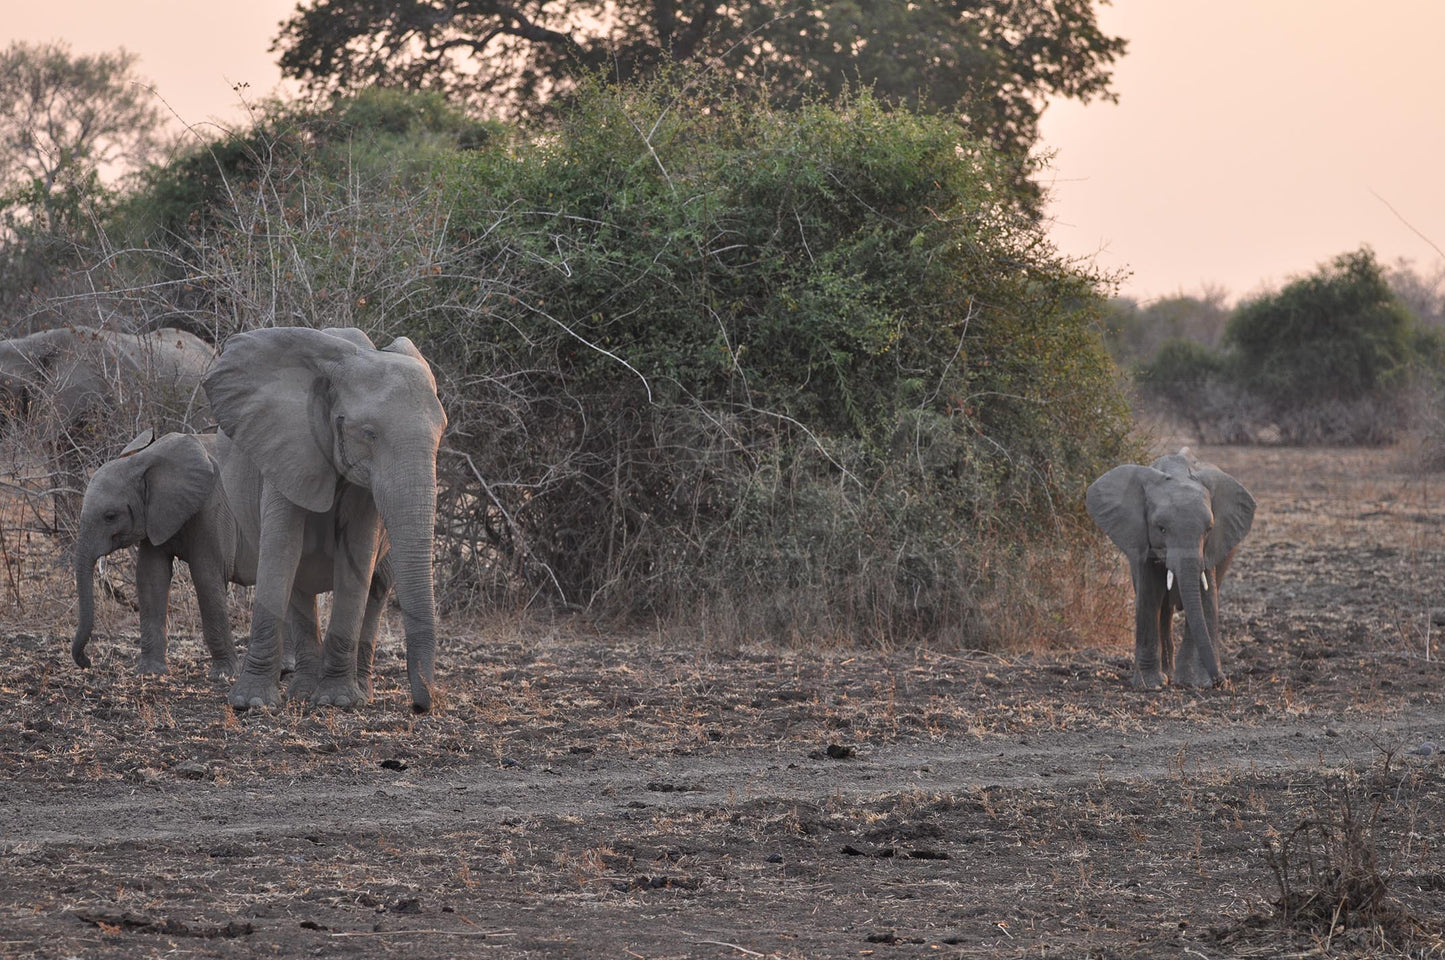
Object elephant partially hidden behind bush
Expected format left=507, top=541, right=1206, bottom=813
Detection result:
left=1087, top=448, right=1256, bottom=690
left=0, top=325, right=215, bottom=444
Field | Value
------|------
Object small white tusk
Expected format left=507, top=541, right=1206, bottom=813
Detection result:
left=1166, top=570, right=1174, bottom=591
left=1201, top=571, right=1210, bottom=592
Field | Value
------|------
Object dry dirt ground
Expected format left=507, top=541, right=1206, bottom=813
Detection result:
left=1, top=443, right=1444, bottom=959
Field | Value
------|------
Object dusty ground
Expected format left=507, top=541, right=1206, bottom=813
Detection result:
left=1, top=443, right=1443, bottom=959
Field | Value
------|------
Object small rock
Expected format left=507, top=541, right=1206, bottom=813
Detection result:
left=1324, top=726, right=1340, bottom=738
left=174, top=761, right=211, bottom=780
left=1409, top=741, right=1439, bottom=757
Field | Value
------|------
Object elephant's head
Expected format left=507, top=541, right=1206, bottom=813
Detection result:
left=202, top=326, right=447, bottom=710
left=72, top=431, right=218, bottom=668
left=1086, top=450, right=1255, bottom=683
left=0, top=328, right=73, bottom=421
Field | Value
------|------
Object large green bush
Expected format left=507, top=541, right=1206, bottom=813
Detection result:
left=1225, top=249, right=1418, bottom=411
left=413, top=77, right=1133, bottom=640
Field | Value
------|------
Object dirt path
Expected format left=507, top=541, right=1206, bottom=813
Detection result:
left=1, top=444, right=1443, bottom=958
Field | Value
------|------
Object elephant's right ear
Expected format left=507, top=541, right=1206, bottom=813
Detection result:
left=142, top=433, right=217, bottom=545
left=1086, top=464, right=1159, bottom=558
left=203, top=328, right=364, bottom=513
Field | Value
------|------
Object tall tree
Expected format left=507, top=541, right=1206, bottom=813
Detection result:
left=0, top=42, right=166, bottom=311
left=273, top=1, right=1125, bottom=167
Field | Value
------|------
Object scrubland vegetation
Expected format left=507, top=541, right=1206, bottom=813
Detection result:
left=3, top=75, right=1139, bottom=648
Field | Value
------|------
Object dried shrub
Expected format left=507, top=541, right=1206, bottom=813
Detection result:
left=1265, top=757, right=1438, bottom=950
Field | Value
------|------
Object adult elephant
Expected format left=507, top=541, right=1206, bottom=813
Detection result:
left=203, top=326, right=446, bottom=712
left=1086, top=448, right=1256, bottom=690
left=0, top=325, right=214, bottom=433
left=72, top=429, right=392, bottom=686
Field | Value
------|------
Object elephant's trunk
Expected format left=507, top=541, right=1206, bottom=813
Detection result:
left=73, top=547, right=100, bottom=668
left=372, top=461, right=439, bottom=713
left=1171, top=553, right=1220, bottom=686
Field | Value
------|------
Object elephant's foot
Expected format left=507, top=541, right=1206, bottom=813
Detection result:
left=1131, top=668, right=1167, bottom=691
left=136, top=657, right=169, bottom=676
left=312, top=675, right=368, bottom=709
left=228, top=672, right=283, bottom=710
left=208, top=656, right=241, bottom=682
left=1172, top=660, right=1223, bottom=689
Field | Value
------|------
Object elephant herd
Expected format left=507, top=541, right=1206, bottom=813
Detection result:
left=8, top=323, right=1257, bottom=715
left=3, top=324, right=445, bottom=714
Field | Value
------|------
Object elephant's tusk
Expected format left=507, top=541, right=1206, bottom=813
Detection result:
left=1166, top=569, right=1174, bottom=591
left=1201, top=571, right=1210, bottom=592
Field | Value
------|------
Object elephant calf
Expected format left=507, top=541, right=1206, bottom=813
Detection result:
left=1087, top=448, right=1256, bottom=689
left=73, top=430, right=391, bottom=686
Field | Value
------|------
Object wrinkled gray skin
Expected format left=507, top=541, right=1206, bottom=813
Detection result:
left=72, top=430, right=393, bottom=690
left=204, top=327, right=446, bottom=712
left=1087, top=449, right=1256, bottom=690
left=0, top=326, right=214, bottom=433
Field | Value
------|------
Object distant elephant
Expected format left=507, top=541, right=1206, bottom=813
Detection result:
left=0, top=325, right=215, bottom=435
left=72, top=429, right=393, bottom=687
left=203, top=326, right=446, bottom=712
left=1086, top=448, right=1256, bottom=689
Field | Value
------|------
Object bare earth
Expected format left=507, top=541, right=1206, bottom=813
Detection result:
left=1, top=443, right=1443, bottom=959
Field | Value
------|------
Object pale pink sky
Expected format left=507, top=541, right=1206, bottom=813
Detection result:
left=6, top=1, right=1443, bottom=304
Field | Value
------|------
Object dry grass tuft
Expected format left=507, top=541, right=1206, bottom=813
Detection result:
left=1265, top=755, right=1443, bottom=952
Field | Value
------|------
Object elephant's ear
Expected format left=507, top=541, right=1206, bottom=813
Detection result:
left=1196, top=465, right=1256, bottom=568
left=203, top=327, right=364, bottom=513
left=119, top=428, right=157, bottom=457
left=1086, top=464, right=1160, bottom=558
left=142, top=433, right=217, bottom=545
left=382, top=336, right=426, bottom=364
left=320, top=327, right=376, bottom=350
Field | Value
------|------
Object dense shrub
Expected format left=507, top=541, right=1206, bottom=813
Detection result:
left=20, top=80, right=1137, bottom=648
left=411, top=77, right=1134, bottom=641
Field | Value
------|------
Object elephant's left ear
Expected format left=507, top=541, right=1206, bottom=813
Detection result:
left=142, top=434, right=218, bottom=545
left=1197, top=465, right=1256, bottom=567
left=203, top=328, right=363, bottom=513
left=383, top=336, right=429, bottom=368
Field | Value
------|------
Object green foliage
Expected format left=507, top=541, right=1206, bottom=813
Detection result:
left=415, top=75, right=1132, bottom=636
left=273, top=0, right=1125, bottom=205
left=1100, top=289, right=1229, bottom=366
left=1133, top=248, right=1440, bottom=445
left=1225, top=248, right=1416, bottom=411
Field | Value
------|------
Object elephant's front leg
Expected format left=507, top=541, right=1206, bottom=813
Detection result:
left=135, top=544, right=174, bottom=675
left=314, top=496, right=383, bottom=708
left=1131, top=561, right=1169, bottom=690
left=230, top=489, right=307, bottom=710
left=188, top=554, right=240, bottom=681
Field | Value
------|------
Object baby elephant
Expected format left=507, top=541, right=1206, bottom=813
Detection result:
left=72, top=431, right=391, bottom=689
left=1087, top=448, right=1256, bottom=690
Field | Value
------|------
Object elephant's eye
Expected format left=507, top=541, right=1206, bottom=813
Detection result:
left=103, top=511, right=118, bottom=524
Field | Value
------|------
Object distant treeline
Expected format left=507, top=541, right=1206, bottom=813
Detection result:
left=1105, top=250, right=1445, bottom=445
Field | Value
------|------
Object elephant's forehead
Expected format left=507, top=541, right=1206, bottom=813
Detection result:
left=341, top=351, right=445, bottom=421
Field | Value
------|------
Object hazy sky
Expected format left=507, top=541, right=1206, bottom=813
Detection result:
left=6, top=1, right=1443, bottom=304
